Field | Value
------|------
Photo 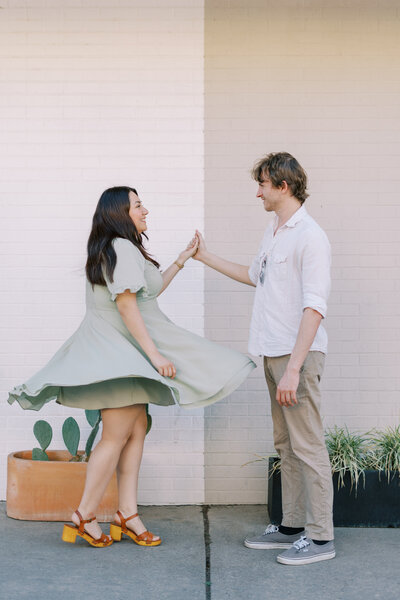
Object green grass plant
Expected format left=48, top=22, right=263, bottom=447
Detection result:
left=367, top=425, right=400, bottom=482
left=324, top=426, right=370, bottom=491
left=244, top=424, right=400, bottom=492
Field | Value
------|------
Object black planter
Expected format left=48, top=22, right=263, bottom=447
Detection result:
left=267, top=457, right=400, bottom=527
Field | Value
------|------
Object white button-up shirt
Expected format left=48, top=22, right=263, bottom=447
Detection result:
left=248, top=206, right=331, bottom=357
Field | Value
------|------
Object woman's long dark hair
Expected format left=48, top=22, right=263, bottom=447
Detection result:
left=85, top=186, right=160, bottom=286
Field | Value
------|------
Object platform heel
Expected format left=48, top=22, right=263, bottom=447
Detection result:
left=62, top=524, right=78, bottom=544
left=110, top=523, right=123, bottom=541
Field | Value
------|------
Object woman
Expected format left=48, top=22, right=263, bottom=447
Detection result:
left=8, top=186, right=255, bottom=548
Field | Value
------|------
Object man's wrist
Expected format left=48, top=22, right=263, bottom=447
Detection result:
left=196, top=249, right=211, bottom=264
left=286, top=361, right=301, bottom=374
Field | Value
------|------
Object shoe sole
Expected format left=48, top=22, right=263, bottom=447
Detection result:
left=244, top=541, right=293, bottom=550
left=277, top=551, right=336, bottom=565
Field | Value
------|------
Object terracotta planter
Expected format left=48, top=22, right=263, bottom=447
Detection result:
left=7, top=450, right=118, bottom=522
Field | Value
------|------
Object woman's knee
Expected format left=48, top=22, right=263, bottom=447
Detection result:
left=100, top=428, right=130, bottom=449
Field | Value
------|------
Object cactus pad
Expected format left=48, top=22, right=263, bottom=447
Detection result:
left=32, top=447, right=49, bottom=461
left=33, top=420, right=53, bottom=450
left=62, top=417, right=80, bottom=457
left=146, top=406, right=152, bottom=435
left=85, top=409, right=101, bottom=428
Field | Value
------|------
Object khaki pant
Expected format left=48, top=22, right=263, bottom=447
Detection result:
left=264, top=352, right=334, bottom=540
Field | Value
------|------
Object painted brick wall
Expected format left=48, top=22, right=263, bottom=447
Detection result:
left=0, top=0, right=204, bottom=503
left=2, top=0, right=399, bottom=508
left=204, top=0, right=400, bottom=503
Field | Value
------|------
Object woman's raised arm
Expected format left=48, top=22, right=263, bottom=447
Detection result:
left=158, top=235, right=199, bottom=295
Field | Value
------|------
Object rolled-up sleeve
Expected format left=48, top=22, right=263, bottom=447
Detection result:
left=301, top=231, right=331, bottom=318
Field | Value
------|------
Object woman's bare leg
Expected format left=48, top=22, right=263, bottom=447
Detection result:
left=113, top=404, right=159, bottom=540
left=71, top=405, right=145, bottom=539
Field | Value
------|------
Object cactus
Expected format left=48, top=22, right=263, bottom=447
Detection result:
left=62, top=417, right=80, bottom=458
left=33, top=420, right=53, bottom=451
left=146, top=405, right=152, bottom=435
left=32, top=448, right=49, bottom=461
left=32, top=420, right=53, bottom=460
left=85, top=409, right=100, bottom=428
left=84, top=409, right=101, bottom=460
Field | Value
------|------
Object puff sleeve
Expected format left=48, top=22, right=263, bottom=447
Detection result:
left=105, top=238, right=148, bottom=301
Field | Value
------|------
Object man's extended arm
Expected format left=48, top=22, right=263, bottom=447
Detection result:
left=193, top=230, right=256, bottom=287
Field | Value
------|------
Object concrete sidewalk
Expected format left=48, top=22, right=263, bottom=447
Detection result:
left=1, top=502, right=399, bottom=600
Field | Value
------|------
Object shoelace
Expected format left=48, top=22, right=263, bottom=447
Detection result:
left=264, top=524, right=279, bottom=535
left=293, top=535, right=310, bottom=551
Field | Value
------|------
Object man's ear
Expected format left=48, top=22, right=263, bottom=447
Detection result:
left=280, top=180, right=289, bottom=193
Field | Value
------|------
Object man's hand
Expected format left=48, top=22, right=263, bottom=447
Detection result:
left=192, top=230, right=208, bottom=261
left=190, top=230, right=255, bottom=286
left=276, top=367, right=300, bottom=407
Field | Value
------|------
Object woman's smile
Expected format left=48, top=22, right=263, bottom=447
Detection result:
left=128, top=191, right=149, bottom=233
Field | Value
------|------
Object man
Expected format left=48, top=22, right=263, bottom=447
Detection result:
left=194, top=152, right=334, bottom=565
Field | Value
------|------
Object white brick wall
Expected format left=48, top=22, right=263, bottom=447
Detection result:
left=204, top=0, right=400, bottom=503
left=0, top=0, right=205, bottom=503
left=2, top=1, right=399, bottom=507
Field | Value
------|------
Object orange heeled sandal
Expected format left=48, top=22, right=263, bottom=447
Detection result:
left=110, top=510, right=162, bottom=547
left=62, top=510, right=113, bottom=548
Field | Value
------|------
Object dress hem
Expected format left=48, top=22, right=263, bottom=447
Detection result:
left=8, top=360, right=256, bottom=412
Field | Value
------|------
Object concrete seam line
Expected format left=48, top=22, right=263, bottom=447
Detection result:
left=202, top=504, right=211, bottom=600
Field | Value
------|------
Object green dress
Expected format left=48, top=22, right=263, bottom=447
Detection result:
left=8, top=238, right=255, bottom=411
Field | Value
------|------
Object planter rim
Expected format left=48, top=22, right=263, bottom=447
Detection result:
left=8, top=450, right=85, bottom=463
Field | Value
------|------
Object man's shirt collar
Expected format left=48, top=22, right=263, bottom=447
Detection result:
left=273, top=205, right=307, bottom=232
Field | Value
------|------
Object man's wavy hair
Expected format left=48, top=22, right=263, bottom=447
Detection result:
left=252, top=152, right=309, bottom=204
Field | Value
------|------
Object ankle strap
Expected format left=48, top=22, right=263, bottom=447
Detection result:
left=75, top=510, right=95, bottom=533
left=116, top=510, right=138, bottom=527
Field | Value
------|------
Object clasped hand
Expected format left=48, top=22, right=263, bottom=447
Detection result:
left=180, top=230, right=206, bottom=263
left=178, top=233, right=200, bottom=263
left=150, top=351, right=177, bottom=379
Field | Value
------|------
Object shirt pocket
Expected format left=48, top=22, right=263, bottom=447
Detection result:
left=270, top=254, right=288, bottom=281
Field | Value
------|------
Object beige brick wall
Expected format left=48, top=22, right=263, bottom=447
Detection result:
left=204, top=0, right=400, bottom=503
